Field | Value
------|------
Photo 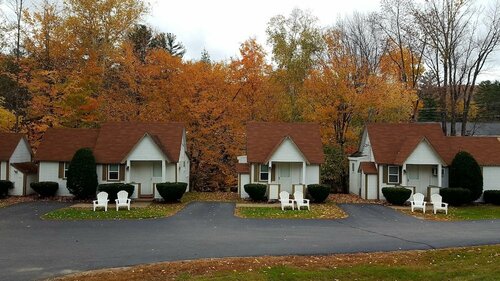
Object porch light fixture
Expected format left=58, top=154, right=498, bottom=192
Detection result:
left=126, top=166, right=130, bottom=170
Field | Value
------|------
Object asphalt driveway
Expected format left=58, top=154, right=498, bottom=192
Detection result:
left=1, top=201, right=499, bottom=281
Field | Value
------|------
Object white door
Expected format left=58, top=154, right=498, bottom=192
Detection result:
left=278, top=163, right=292, bottom=193
left=131, top=162, right=153, bottom=197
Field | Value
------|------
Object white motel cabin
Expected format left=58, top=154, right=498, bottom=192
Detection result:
left=349, top=123, right=500, bottom=200
left=35, top=122, right=190, bottom=199
left=0, top=133, right=37, bottom=196
left=236, top=122, right=325, bottom=199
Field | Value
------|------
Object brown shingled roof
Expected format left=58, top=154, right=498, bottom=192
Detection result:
left=246, top=122, right=324, bottom=164
left=447, top=137, right=500, bottom=166
left=0, top=133, right=24, bottom=161
left=366, top=123, right=500, bottom=166
left=359, top=162, right=378, bottom=174
left=35, top=122, right=185, bottom=163
left=235, top=163, right=250, bottom=174
left=11, top=162, right=38, bottom=174
left=93, top=122, right=184, bottom=163
left=35, top=128, right=99, bottom=162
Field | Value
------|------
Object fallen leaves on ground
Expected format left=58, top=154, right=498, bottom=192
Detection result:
left=49, top=245, right=500, bottom=281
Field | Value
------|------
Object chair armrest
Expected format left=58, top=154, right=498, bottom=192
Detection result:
left=115, top=199, right=119, bottom=203
left=93, top=200, right=97, bottom=204
left=442, top=203, right=448, bottom=207
left=423, top=202, right=427, bottom=207
left=302, top=199, right=310, bottom=203
left=127, top=199, right=131, bottom=203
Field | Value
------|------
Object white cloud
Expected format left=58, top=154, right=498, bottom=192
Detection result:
left=145, top=0, right=380, bottom=61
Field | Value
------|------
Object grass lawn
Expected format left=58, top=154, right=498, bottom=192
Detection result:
left=235, top=202, right=347, bottom=219
left=42, top=192, right=242, bottom=220
left=401, top=204, right=500, bottom=221
left=42, top=203, right=184, bottom=220
left=53, top=245, right=500, bottom=281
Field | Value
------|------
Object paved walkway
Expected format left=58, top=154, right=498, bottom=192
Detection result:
left=0, top=202, right=499, bottom=281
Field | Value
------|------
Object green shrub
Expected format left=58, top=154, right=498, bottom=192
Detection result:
left=244, top=184, right=267, bottom=201
left=97, top=183, right=134, bottom=202
left=483, top=190, right=500, bottom=205
left=30, top=182, right=58, bottom=197
left=440, top=188, right=472, bottom=206
left=0, top=180, right=14, bottom=198
left=449, top=151, right=483, bottom=202
left=307, top=184, right=331, bottom=203
left=156, top=182, right=187, bottom=202
left=382, top=187, right=412, bottom=205
left=67, top=148, right=98, bottom=199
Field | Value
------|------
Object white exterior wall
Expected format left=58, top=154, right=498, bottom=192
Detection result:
left=239, top=174, right=250, bottom=198
left=127, top=135, right=166, bottom=161
left=38, top=161, right=71, bottom=196
left=0, top=161, right=6, bottom=180
left=7, top=139, right=32, bottom=195
left=348, top=158, right=363, bottom=195
left=8, top=167, right=24, bottom=195
left=305, top=165, right=320, bottom=185
left=405, top=141, right=444, bottom=165
left=177, top=132, right=190, bottom=190
left=9, top=139, right=31, bottom=164
left=483, top=166, right=500, bottom=191
left=367, top=174, right=378, bottom=199
left=269, top=138, right=307, bottom=163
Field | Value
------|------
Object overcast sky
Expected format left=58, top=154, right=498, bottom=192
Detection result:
left=146, top=0, right=500, bottom=81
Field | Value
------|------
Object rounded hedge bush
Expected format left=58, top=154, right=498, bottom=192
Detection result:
left=307, top=184, right=331, bottom=203
left=382, top=187, right=412, bottom=205
left=449, top=151, right=483, bottom=202
left=0, top=180, right=14, bottom=198
left=97, top=183, right=134, bottom=202
left=156, top=182, right=187, bottom=202
left=30, top=182, right=58, bottom=197
left=440, top=187, right=472, bottom=206
left=244, top=184, right=267, bottom=201
left=483, top=190, right=500, bottom=205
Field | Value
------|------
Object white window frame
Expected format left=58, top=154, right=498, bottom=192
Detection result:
left=64, top=162, right=70, bottom=179
left=388, top=166, right=399, bottom=184
left=108, top=164, right=120, bottom=181
left=259, top=164, right=269, bottom=181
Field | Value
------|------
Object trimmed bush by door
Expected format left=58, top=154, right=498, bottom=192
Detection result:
left=156, top=182, right=187, bottom=202
left=244, top=184, right=267, bottom=201
left=0, top=180, right=14, bottom=198
left=382, top=187, right=412, bottom=205
left=449, top=151, right=483, bottom=202
left=97, top=183, right=134, bottom=202
left=67, top=148, right=98, bottom=199
left=307, top=184, right=330, bottom=203
left=440, top=187, right=472, bottom=206
left=31, top=182, right=59, bottom=197
left=483, top=190, right=500, bottom=205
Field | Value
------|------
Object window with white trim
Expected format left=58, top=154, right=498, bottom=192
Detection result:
left=108, top=164, right=119, bottom=181
left=259, top=164, right=269, bottom=181
left=64, top=162, right=70, bottom=179
left=388, top=166, right=399, bottom=183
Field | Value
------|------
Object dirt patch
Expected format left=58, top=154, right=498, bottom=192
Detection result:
left=0, top=196, right=36, bottom=208
left=328, top=193, right=384, bottom=204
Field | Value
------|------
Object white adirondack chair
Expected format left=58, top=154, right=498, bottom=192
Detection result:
left=410, top=193, right=426, bottom=213
left=430, top=194, right=448, bottom=214
left=293, top=191, right=310, bottom=211
left=279, top=191, right=294, bottom=210
left=93, top=191, right=109, bottom=211
left=115, top=190, right=131, bottom=211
